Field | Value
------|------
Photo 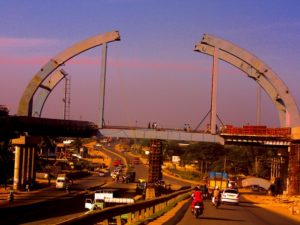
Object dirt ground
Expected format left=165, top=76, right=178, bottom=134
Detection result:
left=83, top=141, right=111, bottom=166
left=241, top=189, right=300, bottom=222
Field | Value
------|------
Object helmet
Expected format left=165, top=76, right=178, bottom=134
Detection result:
left=194, top=186, right=199, bottom=191
left=215, top=186, right=219, bottom=189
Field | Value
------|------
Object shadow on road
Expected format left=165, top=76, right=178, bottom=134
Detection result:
left=216, top=207, right=238, bottom=211
left=200, top=216, right=246, bottom=222
left=0, top=193, right=86, bottom=224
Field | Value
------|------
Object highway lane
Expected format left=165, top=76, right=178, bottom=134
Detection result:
left=1, top=148, right=134, bottom=225
left=102, top=145, right=193, bottom=188
left=0, top=173, right=111, bottom=225
left=3, top=146, right=192, bottom=225
left=177, top=198, right=299, bottom=225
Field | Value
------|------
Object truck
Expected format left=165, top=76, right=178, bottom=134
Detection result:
left=207, top=171, right=228, bottom=196
left=85, top=189, right=134, bottom=210
left=85, top=189, right=116, bottom=210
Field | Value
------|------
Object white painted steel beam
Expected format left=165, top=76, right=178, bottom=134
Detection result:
left=195, top=43, right=287, bottom=126
left=210, top=47, right=219, bottom=134
left=32, top=69, right=67, bottom=117
left=18, top=31, right=120, bottom=116
left=195, top=34, right=300, bottom=127
left=99, top=43, right=107, bottom=128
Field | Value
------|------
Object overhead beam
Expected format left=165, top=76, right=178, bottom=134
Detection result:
left=99, top=128, right=224, bottom=144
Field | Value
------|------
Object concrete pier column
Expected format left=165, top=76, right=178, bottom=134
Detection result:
left=13, top=146, right=22, bottom=190
left=12, top=136, right=41, bottom=191
left=288, top=144, right=300, bottom=195
left=31, top=146, right=36, bottom=181
left=21, top=147, right=28, bottom=188
left=27, top=146, right=32, bottom=182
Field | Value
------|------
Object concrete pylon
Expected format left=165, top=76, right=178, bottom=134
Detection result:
left=13, top=146, right=22, bottom=190
left=288, top=144, right=300, bottom=195
left=12, top=136, right=41, bottom=190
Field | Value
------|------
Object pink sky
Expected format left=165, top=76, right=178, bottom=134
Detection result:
left=1, top=1, right=300, bottom=129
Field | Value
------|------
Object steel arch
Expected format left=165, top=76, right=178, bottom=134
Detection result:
left=195, top=34, right=300, bottom=127
left=17, top=31, right=120, bottom=116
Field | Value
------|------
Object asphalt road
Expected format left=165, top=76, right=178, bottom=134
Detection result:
left=104, top=146, right=192, bottom=188
left=2, top=147, right=298, bottom=225
left=0, top=173, right=111, bottom=225
left=176, top=198, right=299, bottom=225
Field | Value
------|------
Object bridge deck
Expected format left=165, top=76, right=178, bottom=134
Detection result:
left=99, top=127, right=224, bottom=144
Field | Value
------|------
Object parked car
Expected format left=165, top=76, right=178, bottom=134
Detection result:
left=221, top=189, right=240, bottom=205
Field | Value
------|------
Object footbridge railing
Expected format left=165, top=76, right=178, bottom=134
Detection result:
left=58, top=188, right=192, bottom=225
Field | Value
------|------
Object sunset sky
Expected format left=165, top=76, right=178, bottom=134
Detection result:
left=1, top=0, right=300, bottom=129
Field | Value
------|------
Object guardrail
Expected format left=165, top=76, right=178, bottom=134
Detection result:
left=58, top=188, right=192, bottom=225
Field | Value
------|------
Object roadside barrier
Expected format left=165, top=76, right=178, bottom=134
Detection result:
left=58, top=188, right=192, bottom=225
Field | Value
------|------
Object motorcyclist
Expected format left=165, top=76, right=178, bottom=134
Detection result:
left=191, top=186, right=203, bottom=213
left=212, top=186, right=221, bottom=205
left=8, top=190, right=14, bottom=203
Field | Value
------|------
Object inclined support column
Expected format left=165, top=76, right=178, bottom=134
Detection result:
left=210, top=47, right=219, bottom=134
left=99, top=42, right=108, bottom=128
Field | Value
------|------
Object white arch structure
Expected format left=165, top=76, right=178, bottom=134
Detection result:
left=195, top=34, right=300, bottom=128
left=17, top=31, right=120, bottom=121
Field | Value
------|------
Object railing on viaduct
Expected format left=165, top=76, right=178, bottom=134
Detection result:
left=221, top=125, right=291, bottom=137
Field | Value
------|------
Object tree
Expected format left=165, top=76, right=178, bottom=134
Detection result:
left=181, top=142, right=226, bottom=172
left=0, top=140, right=14, bottom=184
left=163, top=140, right=184, bottom=161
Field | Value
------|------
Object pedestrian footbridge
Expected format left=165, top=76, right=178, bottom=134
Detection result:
left=99, top=126, right=224, bottom=144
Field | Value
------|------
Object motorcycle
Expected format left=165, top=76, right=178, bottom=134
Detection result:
left=193, top=201, right=204, bottom=218
left=212, top=196, right=221, bottom=208
left=202, top=192, right=209, bottom=200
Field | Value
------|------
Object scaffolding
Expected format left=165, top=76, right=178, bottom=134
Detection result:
left=148, top=140, right=163, bottom=183
left=63, top=76, right=71, bottom=120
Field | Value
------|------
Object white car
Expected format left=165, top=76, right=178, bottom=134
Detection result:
left=221, top=189, right=240, bottom=205
left=98, top=171, right=107, bottom=177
